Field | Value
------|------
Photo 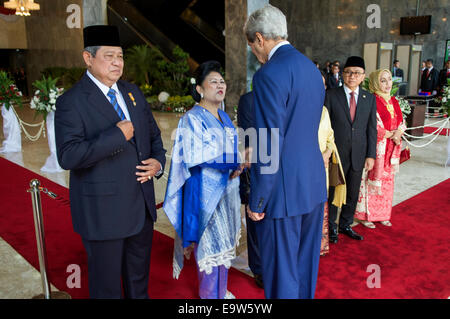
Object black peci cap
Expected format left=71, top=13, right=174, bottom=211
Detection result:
left=83, top=25, right=121, bottom=48
left=344, top=56, right=365, bottom=70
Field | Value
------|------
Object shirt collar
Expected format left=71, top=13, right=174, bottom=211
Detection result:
left=268, top=41, right=290, bottom=61
left=344, top=84, right=359, bottom=96
left=86, top=70, right=119, bottom=96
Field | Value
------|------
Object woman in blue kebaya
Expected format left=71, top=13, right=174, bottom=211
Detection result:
left=163, top=61, right=244, bottom=299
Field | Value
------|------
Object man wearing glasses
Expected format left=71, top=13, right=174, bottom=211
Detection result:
left=324, top=56, right=377, bottom=244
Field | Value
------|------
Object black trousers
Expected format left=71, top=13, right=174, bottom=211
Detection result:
left=82, top=212, right=154, bottom=299
left=328, top=165, right=363, bottom=230
left=245, top=205, right=262, bottom=276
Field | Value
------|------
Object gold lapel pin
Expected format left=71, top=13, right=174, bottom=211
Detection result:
left=128, top=92, right=136, bottom=106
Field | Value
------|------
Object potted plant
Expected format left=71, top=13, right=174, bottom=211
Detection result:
left=0, top=71, right=23, bottom=153
left=30, top=75, right=64, bottom=172
left=434, top=80, right=450, bottom=116
left=125, top=45, right=164, bottom=87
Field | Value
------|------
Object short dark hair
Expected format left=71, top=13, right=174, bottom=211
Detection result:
left=393, top=59, right=399, bottom=64
left=426, top=59, right=433, bottom=64
left=191, top=60, right=223, bottom=102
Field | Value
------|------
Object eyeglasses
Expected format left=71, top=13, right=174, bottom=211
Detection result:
left=343, top=71, right=365, bottom=77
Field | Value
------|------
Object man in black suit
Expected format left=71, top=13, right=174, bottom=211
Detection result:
left=237, top=91, right=263, bottom=289
left=322, top=60, right=331, bottom=76
left=420, top=59, right=440, bottom=94
left=326, top=63, right=343, bottom=89
left=392, top=59, right=404, bottom=80
left=55, top=25, right=166, bottom=298
left=325, top=56, right=377, bottom=243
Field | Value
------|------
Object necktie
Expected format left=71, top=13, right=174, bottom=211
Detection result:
left=426, top=69, right=430, bottom=78
left=107, top=88, right=126, bottom=120
left=349, top=91, right=356, bottom=122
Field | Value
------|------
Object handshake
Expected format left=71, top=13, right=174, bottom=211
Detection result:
left=117, top=120, right=134, bottom=141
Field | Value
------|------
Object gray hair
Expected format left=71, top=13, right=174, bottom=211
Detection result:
left=244, top=4, right=288, bottom=42
left=83, top=46, right=101, bottom=57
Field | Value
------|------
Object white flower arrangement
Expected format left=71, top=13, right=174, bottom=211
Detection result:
left=395, top=96, right=411, bottom=118
left=29, top=76, right=64, bottom=120
left=30, top=88, right=63, bottom=114
left=434, top=85, right=450, bottom=116
left=174, top=106, right=186, bottom=113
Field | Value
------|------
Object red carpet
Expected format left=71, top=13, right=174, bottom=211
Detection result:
left=0, top=157, right=263, bottom=299
left=0, top=157, right=449, bottom=299
left=315, top=179, right=450, bottom=299
left=423, top=126, right=449, bottom=136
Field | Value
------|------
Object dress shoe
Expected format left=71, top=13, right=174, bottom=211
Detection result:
left=339, top=226, right=364, bottom=240
left=329, top=227, right=338, bottom=244
left=254, top=274, right=264, bottom=289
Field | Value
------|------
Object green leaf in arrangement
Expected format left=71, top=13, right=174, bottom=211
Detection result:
left=30, top=75, right=64, bottom=120
left=0, top=71, right=23, bottom=110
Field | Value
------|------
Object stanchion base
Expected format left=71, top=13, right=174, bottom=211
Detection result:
left=32, top=291, right=71, bottom=299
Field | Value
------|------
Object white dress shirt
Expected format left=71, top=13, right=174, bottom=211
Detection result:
left=86, top=70, right=131, bottom=121
left=343, top=84, right=359, bottom=108
left=268, top=40, right=290, bottom=61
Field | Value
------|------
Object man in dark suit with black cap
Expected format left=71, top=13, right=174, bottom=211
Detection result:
left=55, top=25, right=166, bottom=298
left=325, top=56, right=377, bottom=243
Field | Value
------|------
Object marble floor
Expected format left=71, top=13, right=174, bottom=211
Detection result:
left=0, top=105, right=449, bottom=298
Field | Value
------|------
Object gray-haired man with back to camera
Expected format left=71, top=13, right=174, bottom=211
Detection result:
left=244, top=4, right=327, bottom=299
